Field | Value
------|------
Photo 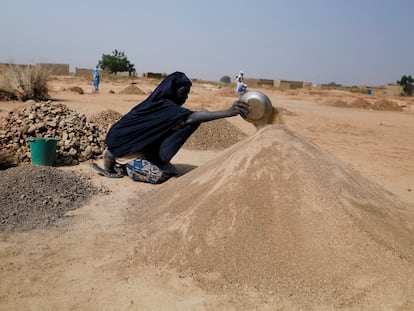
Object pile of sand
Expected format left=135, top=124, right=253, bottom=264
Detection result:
left=66, top=86, right=84, bottom=94
left=372, top=99, right=403, bottom=111
left=323, top=98, right=348, bottom=107
left=324, top=97, right=404, bottom=112
left=129, top=125, right=414, bottom=308
left=119, top=84, right=145, bottom=95
left=349, top=97, right=371, bottom=109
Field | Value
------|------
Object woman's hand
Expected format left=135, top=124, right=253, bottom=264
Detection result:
left=186, top=100, right=250, bottom=124
left=229, top=100, right=250, bottom=117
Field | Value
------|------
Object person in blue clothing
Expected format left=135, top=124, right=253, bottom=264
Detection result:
left=103, top=71, right=249, bottom=184
left=93, top=65, right=100, bottom=91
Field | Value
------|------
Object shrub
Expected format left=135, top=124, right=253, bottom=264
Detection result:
left=397, top=75, right=413, bottom=96
left=220, top=75, right=231, bottom=83
left=0, top=64, right=50, bottom=101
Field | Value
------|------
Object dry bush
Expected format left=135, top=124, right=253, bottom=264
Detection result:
left=371, top=99, right=403, bottom=111
left=0, top=64, right=50, bottom=101
left=349, top=98, right=371, bottom=109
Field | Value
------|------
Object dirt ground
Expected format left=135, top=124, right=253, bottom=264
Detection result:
left=0, top=76, right=413, bottom=310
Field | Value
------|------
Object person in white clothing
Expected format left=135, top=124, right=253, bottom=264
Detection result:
left=235, top=71, right=247, bottom=94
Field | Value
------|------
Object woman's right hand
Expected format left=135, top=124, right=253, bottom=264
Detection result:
left=186, top=100, right=250, bottom=124
left=229, top=100, right=250, bottom=117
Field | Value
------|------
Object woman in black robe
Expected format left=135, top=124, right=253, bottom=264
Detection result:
left=104, top=71, right=249, bottom=184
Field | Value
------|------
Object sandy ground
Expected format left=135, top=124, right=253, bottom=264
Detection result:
left=1, top=76, right=414, bottom=310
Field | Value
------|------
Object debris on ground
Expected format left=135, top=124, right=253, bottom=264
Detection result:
left=0, top=165, right=108, bottom=232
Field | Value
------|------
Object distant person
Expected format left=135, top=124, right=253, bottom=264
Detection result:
left=103, top=71, right=249, bottom=184
left=235, top=70, right=247, bottom=94
left=93, top=65, right=100, bottom=91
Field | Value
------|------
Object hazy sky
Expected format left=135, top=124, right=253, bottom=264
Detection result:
left=1, top=0, right=413, bottom=86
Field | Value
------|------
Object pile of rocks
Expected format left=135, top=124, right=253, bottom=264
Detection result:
left=183, top=119, right=247, bottom=150
left=0, top=100, right=106, bottom=166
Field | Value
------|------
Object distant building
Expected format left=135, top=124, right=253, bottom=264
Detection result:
left=274, top=80, right=304, bottom=89
left=75, top=67, right=93, bottom=77
left=0, top=63, right=33, bottom=73
left=142, top=72, right=167, bottom=79
left=244, top=78, right=274, bottom=88
left=0, top=62, right=69, bottom=76
left=386, top=84, right=403, bottom=96
left=75, top=67, right=137, bottom=77
left=241, top=78, right=307, bottom=90
left=36, top=63, right=69, bottom=76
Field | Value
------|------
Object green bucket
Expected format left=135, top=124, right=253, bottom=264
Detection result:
left=28, top=137, right=59, bottom=166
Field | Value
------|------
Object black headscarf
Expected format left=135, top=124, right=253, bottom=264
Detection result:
left=105, top=72, right=194, bottom=157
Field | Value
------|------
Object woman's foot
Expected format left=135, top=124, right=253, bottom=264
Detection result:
left=103, top=148, right=116, bottom=172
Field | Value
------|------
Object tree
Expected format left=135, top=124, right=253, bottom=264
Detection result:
left=98, top=50, right=135, bottom=75
left=397, top=75, right=413, bottom=96
left=327, top=81, right=342, bottom=87
left=220, top=75, right=231, bottom=83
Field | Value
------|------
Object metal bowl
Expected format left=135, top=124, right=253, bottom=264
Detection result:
left=239, top=91, right=273, bottom=124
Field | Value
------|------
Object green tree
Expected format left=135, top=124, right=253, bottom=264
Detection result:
left=98, top=50, right=135, bottom=75
left=220, top=75, right=231, bottom=83
left=397, top=75, right=413, bottom=96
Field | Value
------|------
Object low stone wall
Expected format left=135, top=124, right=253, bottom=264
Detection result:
left=36, top=63, right=69, bottom=76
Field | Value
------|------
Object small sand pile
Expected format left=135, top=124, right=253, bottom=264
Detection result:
left=129, top=125, right=414, bottom=308
left=66, top=86, right=84, bottom=94
left=372, top=99, right=403, bottom=111
left=349, top=97, right=371, bottom=109
left=119, top=84, right=145, bottom=95
left=325, top=97, right=404, bottom=111
left=323, top=98, right=348, bottom=107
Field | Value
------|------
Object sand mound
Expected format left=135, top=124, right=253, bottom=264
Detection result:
left=372, top=99, right=403, bottom=111
left=130, top=126, right=414, bottom=308
left=119, top=84, right=145, bottom=95
left=349, top=97, right=371, bottom=109
left=67, top=86, right=84, bottom=94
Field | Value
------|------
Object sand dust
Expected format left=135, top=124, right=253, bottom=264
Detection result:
left=0, top=77, right=413, bottom=310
